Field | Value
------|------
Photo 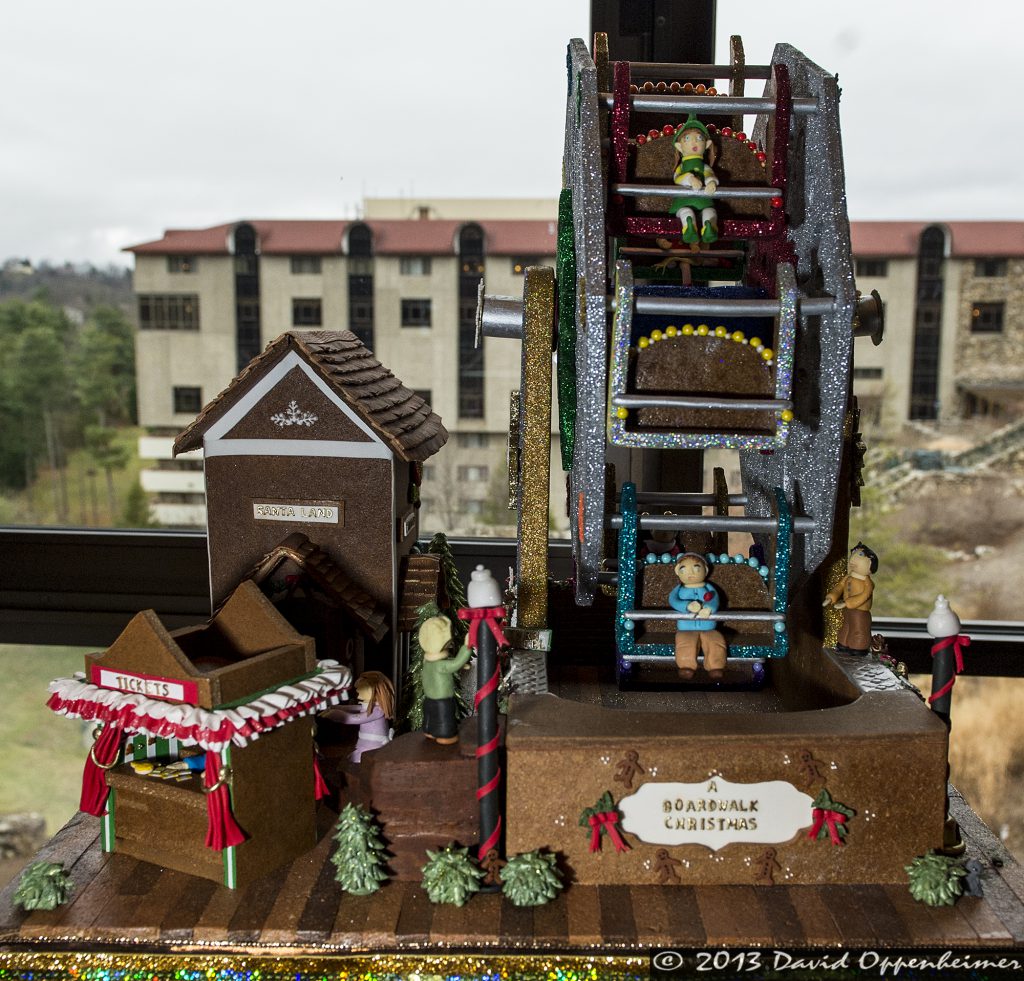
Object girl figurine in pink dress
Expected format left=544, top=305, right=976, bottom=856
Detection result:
left=328, top=671, right=395, bottom=762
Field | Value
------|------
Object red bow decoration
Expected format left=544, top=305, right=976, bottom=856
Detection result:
left=457, top=606, right=509, bottom=650
left=588, top=811, right=630, bottom=853
left=203, top=751, right=247, bottom=851
left=807, top=807, right=847, bottom=846
left=928, top=634, right=971, bottom=704
left=80, top=722, right=124, bottom=816
left=703, top=591, right=714, bottom=602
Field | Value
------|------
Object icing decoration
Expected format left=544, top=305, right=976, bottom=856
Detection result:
left=808, top=789, right=855, bottom=846
left=270, top=399, right=319, bottom=428
left=48, top=661, right=352, bottom=752
left=634, top=323, right=776, bottom=367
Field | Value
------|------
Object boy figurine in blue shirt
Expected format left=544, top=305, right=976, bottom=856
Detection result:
left=669, top=553, right=728, bottom=679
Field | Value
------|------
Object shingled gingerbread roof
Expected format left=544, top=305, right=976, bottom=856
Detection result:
left=173, top=330, right=447, bottom=462
left=241, top=533, right=389, bottom=644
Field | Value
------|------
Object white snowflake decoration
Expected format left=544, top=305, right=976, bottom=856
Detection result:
left=271, top=400, right=318, bottom=428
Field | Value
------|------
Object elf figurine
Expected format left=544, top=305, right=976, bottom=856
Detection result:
left=418, top=614, right=472, bottom=745
left=670, top=114, right=719, bottom=245
left=324, top=671, right=395, bottom=763
left=669, top=553, right=728, bottom=679
left=822, top=541, right=878, bottom=656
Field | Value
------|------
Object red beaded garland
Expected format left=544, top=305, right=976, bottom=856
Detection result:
left=648, top=128, right=660, bottom=139
left=771, top=197, right=783, bottom=208
left=636, top=135, right=646, bottom=145
left=736, top=131, right=746, bottom=140
left=721, top=127, right=732, bottom=136
left=662, top=124, right=675, bottom=136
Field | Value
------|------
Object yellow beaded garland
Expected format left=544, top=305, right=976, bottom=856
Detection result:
left=749, top=336, right=763, bottom=348
left=731, top=331, right=745, bottom=343
left=696, top=324, right=710, bottom=336
left=780, top=409, right=794, bottom=422
left=665, top=325, right=678, bottom=337
left=650, top=329, right=663, bottom=342
left=638, top=336, right=649, bottom=348
left=761, top=347, right=774, bottom=361
left=682, top=323, right=694, bottom=335
left=616, top=406, right=629, bottom=419
left=714, top=326, right=727, bottom=338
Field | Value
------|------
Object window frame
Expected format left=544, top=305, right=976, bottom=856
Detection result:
left=172, top=386, right=203, bottom=414
left=400, top=298, right=432, bottom=328
left=167, top=255, right=197, bottom=274
left=970, top=301, right=1005, bottom=334
left=290, top=256, right=323, bottom=275
left=138, top=293, right=200, bottom=331
left=292, top=297, right=324, bottom=327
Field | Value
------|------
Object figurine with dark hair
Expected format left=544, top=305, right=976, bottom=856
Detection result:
left=823, top=542, right=878, bottom=656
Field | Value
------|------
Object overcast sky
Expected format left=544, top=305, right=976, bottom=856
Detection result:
left=3, top=1, right=1019, bottom=267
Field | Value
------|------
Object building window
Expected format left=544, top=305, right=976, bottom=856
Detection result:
left=457, top=433, right=489, bottom=449
left=854, top=258, right=887, bottom=278
left=399, top=257, right=432, bottom=276
left=458, top=224, right=486, bottom=419
left=853, top=367, right=883, bottom=379
left=167, top=255, right=197, bottom=274
left=138, top=294, right=200, bottom=330
left=511, top=256, right=541, bottom=275
left=975, top=258, right=1007, bottom=278
left=412, top=389, right=433, bottom=406
left=421, top=465, right=435, bottom=481
left=909, top=225, right=947, bottom=420
left=464, top=499, right=484, bottom=516
left=971, top=302, right=1005, bottom=334
left=401, top=299, right=432, bottom=327
left=457, top=465, right=489, bottom=482
left=292, top=298, right=323, bottom=327
left=290, top=256, right=322, bottom=274
left=173, top=386, right=203, bottom=414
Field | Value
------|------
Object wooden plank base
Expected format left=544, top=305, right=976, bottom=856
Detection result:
left=1, top=795, right=1022, bottom=954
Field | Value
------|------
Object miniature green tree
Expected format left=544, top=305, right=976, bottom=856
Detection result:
left=500, top=849, right=564, bottom=907
left=330, top=803, right=389, bottom=896
left=13, top=861, right=73, bottom=911
left=906, top=850, right=967, bottom=906
left=421, top=843, right=484, bottom=906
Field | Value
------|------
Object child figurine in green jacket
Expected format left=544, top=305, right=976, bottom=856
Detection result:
left=418, top=614, right=472, bottom=745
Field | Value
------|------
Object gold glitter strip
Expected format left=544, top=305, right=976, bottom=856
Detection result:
left=516, top=266, right=555, bottom=629
left=823, top=556, right=847, bottom=648
left=0, top=951, right=648, bottom=980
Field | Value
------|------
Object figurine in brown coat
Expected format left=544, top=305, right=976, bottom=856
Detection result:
left=823, top=542, right=878, bottom=656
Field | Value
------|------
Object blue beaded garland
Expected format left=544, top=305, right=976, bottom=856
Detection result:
left=759, top=565, right=769, bottom=577
left=748, top=556, right=760, bottom=567
left=718, top=553, right=730, bottom=564
left=733, top=553, right=745, bottom=563
left=773, top=621, right=786, bottom=633
left=661, top=553, right=673, bottom=564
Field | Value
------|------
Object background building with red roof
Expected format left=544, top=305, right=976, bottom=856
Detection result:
left=124, top=209, right=1024, bottom=527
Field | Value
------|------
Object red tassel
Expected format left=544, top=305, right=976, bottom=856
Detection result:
left=313, top=753, right=330, bottom=801
left=80, top=723, right=123, bottom=816
left=204, top=750, right=247, bottom=850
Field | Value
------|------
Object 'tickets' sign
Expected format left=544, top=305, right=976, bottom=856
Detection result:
left=252, top=500, right=343, bottom=525
left=618, top=777, right=814, bottom=850
left=90, top=666, right=199, bottom=705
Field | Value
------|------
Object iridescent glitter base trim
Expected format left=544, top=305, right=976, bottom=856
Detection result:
left=0, top=952, right=648, bottom=981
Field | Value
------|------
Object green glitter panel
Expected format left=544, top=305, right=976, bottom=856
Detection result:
left=556, top=187, right=578, bottom=472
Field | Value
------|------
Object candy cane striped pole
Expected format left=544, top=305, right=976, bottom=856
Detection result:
left=464, top=565, right=505, bottom=873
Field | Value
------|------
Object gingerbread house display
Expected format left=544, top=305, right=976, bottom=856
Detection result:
left=173, top=329, right=448, bottom=677
left=46, top=581, right=352, bottom=888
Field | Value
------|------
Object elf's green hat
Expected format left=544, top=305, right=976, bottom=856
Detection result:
left=675, top=113, right=709, bottom=140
